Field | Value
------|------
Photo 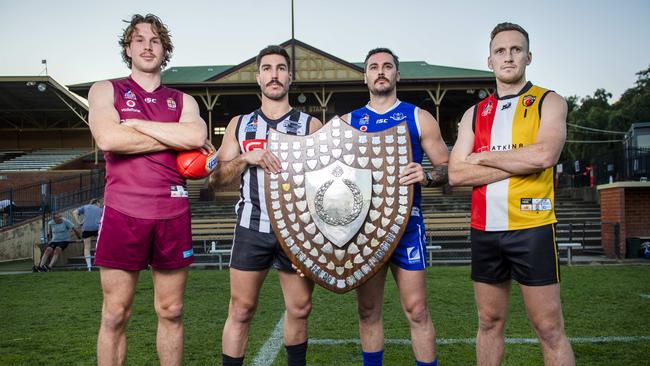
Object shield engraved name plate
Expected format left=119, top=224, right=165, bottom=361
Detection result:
left=265, top=117, right=413, bottom=293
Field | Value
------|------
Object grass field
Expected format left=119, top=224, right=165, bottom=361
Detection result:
left=1, top=265, right=649, bottom=365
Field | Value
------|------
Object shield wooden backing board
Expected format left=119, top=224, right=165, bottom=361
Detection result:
left=265, top=117, right=413, bottom=293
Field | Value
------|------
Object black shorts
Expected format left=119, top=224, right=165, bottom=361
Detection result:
left=48, top=241, right=70, bottom=250
left=471, top=224, right=560, bottom=286
left=230, top=225, right=294, bottom=272
left=82, top=230, right=98, bottom=239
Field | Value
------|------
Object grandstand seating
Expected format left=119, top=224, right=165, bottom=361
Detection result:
left=0, top=148, right=90, bottom=171
left=183, top=187, right=602, bottom=266
left=0, top=150, right=26, bottom=163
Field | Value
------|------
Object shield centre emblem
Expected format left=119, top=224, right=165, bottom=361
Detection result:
left=305, top=160, right=371, bottom=248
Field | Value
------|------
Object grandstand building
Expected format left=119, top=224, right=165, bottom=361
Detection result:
left=69, top=39, right=496, bottom=147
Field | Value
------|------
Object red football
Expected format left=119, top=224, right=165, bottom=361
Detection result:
left=176, top=150, right=218, bottom=179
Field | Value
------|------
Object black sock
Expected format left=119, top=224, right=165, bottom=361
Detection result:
left=286, top=341, right=308, bottom=366
left=222, top=353, right=244, bottom=366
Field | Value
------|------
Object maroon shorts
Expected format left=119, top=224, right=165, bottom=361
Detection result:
left=94, top=206, right=193, bottom=271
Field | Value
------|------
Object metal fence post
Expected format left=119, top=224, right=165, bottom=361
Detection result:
left=8, top=189, right=14, bottom=226
left=614, top=223, right=620, bottom=259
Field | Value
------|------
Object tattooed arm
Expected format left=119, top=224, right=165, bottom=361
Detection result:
left=399, top=108, right=449, bottom=187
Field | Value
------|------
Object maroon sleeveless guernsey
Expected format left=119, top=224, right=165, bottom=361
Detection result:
left=104, top=76, right=187, bottom=219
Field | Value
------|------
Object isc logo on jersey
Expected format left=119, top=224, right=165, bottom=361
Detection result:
left=243, top=139, right=267, bottom=152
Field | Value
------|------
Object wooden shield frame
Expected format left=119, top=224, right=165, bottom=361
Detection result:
left=264, top=117, right=413, bottom=293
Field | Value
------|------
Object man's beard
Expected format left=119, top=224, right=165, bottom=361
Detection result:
left=262, top=82, right=288, bottom=100
left=369, top=81, right=395, bottom=97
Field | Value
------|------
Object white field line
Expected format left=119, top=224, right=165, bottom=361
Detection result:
left=309, top=335, right=650, bottom=346
left=252, top=313, right=285, bottom=366
left=640, top=293, right=650, bottom=299
left=253, top=312, right=650, bottom=366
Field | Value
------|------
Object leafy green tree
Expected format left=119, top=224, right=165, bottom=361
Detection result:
left=562, top=66, right=650, bottom=162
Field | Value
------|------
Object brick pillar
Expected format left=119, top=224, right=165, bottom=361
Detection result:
left=598, top=182, right=650, bottom=258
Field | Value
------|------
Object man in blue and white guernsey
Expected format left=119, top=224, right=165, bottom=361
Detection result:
left=343, top=48, right=449, bottom=366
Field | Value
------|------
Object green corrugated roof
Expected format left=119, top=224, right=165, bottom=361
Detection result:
left=161, top=65, right=234, bottom=83
left=353, top=61, right=493, bottom=79
left=159, top=61, right=492, bottom=84
left=70, top=60, right=492, bottom=90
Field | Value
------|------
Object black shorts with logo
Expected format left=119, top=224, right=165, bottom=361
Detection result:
left=230, top=225, right=294, bottom=272
left=471, top=224, right=560, bottom=286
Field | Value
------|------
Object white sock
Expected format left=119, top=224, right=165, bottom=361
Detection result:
left=85, top=256, right=92, bottom=269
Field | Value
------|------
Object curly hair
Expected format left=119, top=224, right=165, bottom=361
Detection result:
left=119, top=14, right=173, bottom=69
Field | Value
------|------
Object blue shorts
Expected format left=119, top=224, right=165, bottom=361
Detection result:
left=390, top=215, right=427, bottom=270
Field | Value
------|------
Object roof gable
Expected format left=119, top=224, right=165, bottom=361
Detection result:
left=206, top=39, right=365, bottom=84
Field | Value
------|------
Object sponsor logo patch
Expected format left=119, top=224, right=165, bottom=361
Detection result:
left=407, top=246, right=421, bottom=263
left=183, top=249, right=194, bottom=259
left=170, top=185, right=188, bottom=198
left=390, top=112, right=407, bottom=121
left=520, top=198, right=552, bottom=211
left=245, top=115, right=259, bottom=132
left=360, top=114, right=370, bottom=125
left=167, top=98, right=177, bottom=110
left=283, top=119, right=301, bottom=133
left=476, top=145, right=490, bottom=153
left=522, top=95, right=537, bottom=107
left=242, top=139, right=267, bottom=152
left=124, top=89, right=137, bottom=100
left=481, top=100, right=494, bottom=116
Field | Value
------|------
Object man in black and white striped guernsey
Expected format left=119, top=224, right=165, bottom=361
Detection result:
left=209, top=45, right=322, bottom=366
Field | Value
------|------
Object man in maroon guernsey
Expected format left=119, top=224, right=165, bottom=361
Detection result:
left=88, top=14, right=209, bottom=366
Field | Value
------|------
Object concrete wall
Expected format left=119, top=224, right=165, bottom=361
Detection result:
left=0, top=208, right=81, bottom=265
left=0, top=217, right=42, bottom=261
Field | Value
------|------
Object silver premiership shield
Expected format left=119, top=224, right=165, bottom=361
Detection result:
left=265, top=117, right=413, bottom=293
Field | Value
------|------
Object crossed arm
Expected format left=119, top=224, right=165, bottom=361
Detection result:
left=448, top=92, right=567, bottom=187
left=88, top=80, right=207, bottom=154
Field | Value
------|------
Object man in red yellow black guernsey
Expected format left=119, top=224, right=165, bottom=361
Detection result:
left=88, top=14, right=211, bottom=366
left=449, top=23, right=575, bottom=365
